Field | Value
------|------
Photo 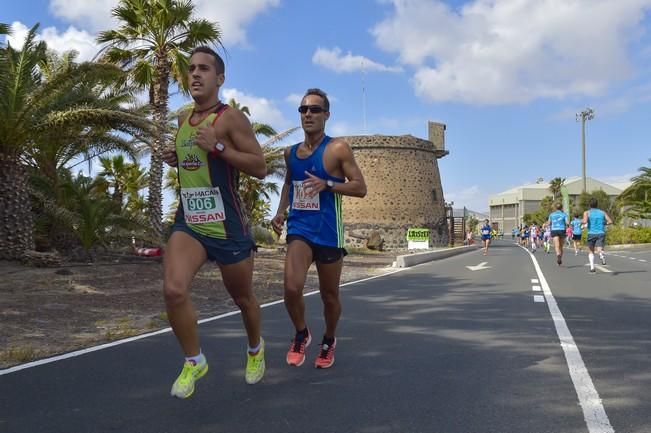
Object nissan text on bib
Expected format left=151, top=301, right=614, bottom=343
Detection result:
left=181, top=187, right=226, bottom=223
left=292, top=180, right=320, bottom=210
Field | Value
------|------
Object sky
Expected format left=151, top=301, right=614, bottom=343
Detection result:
left=3, top=0, right=651, bottom=213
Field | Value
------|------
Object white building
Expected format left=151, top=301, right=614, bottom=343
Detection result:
left=488, top=177, right=627, bottom=230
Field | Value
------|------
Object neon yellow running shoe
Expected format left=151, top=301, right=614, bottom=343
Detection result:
left=170, top=360, right=208, bottom=399
left=245, top=338, right=265, bottom=385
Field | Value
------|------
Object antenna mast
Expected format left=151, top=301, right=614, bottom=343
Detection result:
left=361, top=59, right=367, bottom=134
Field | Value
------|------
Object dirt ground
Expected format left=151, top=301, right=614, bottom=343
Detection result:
left=0, top=249, right=397, bottom=369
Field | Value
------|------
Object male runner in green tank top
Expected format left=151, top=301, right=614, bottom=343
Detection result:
left=162, top=46, right=267, bottom=398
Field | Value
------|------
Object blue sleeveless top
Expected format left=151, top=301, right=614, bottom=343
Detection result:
left=549, top=210, right=568, bottom=231
left=287, top=135, right=346, bottom=247
left=571, top=218, right=583, bottom=235
left=587, top=209, right=606, bottom=235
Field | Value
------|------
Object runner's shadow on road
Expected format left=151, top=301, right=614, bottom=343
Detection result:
left=609, top=270, right=647, bottom=275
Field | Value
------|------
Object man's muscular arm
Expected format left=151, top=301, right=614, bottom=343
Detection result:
left=195, top=109, right=267, bottom=179
left=303, top=139, right=366, bottom=198
left=271, top=147, right=292, bottom=235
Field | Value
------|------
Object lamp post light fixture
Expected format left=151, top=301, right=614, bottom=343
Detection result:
left=576, top=108, right=595, bottom=193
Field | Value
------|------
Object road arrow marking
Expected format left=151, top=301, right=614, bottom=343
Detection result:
left=466, top=262, right=490, bottom=271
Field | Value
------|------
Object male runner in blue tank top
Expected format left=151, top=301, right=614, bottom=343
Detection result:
left=582, top=198, right=613, bottom=273
left=480, top=219, right=492, bottom=255
left=546, top=202, right=569, bottom=266
left=272, top=88, right=367, bottom=369
left=162, top=47, right=267, bottom=398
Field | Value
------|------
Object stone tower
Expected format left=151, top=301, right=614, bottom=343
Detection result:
left=341, top=122, right=449, bottom=250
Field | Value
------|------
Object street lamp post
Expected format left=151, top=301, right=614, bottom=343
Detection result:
left=576, top=108, right=595, bottom=193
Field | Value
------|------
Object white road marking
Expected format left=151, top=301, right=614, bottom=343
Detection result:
left=531, top=278, right=539, bottom=283
left=533, top=295, right=545, bottom=302
left=640, top=259, right=647, bottom=263
left=0, top=268, right=408, bottom=376
left=595, top=265, right=612, bottom=273
left=532, top=285, right=542, bottom=291
left=466, top=262, right=491, bottom=271
left=630, top=257, right=637, bottom=260
left=523, top=246, right=614, bottom=433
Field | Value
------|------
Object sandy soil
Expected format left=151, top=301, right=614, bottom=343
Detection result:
left=0, top=249, right=397, bottom=368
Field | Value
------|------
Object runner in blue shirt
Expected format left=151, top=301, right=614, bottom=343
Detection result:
left=582, top=198, right=613, bottom=274
left=546, top=202, right=569, bottom=266
left=570, top=213, right=583, bottom=256
left=272, top=88, right=367, bottom=369
left=480, top=219, right=492, bottom=255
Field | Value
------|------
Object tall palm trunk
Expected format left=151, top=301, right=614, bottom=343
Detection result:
left=0, top=153, right=35, bottom=259
left=147, top=58, right=170, bottom=245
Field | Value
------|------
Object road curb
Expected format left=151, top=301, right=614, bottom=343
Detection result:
left=395, top=245, right=477, bottom=268
left=605, top=243, right=651, bottom=251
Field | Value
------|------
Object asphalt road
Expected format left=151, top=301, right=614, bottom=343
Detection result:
left=1, top=241, right=649, bottom=433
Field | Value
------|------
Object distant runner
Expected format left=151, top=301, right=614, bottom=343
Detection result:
left=546, top=203, right=569, bottom=266
left=583, top=198, right=613, bottom=274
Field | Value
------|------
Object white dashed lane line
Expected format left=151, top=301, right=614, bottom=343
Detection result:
left=524, top=246, right=614, bottom=433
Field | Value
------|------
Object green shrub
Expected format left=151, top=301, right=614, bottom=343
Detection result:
left=605, top=226, right=651, bottom=245
left=252, top=225, right=275, bottom=246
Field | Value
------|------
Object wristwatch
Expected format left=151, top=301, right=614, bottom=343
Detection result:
left=210, top=142, right=225, bottom=157
left=325, top=179, right=335, bottom=189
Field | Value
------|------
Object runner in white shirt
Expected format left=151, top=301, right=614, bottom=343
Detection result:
left=529, top=224, right=538, bottom=252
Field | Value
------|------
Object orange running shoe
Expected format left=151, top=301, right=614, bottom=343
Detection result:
left=286, top=329, right=311, bottom=366
left=314, top=338, right=337, bottom=369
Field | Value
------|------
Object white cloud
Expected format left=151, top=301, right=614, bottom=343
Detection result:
left=372, top=0, right=651, bottom=105
left=285, top=93, right=304, bottom=106
left=49, top=0, right=118, bottom=33
left=221, top=88, right=290, bottom=130
left=313, top=47, right=403, bottom=73
left=8, top=21, right=101, bottom=61
left=444, top=185, right=486, bottom=211
left=193, top=0, right=280, bottom=46
left=329, top=121, right=360, bottom=137
left=48, top=0, right=279, bottom=46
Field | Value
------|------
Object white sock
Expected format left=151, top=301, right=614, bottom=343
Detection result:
left=599, top=252, right=605, bottom=259
left=248, top=341, right=262, bottom=354
left=185, top=351, right=205, bottom=366
left=589, top=253, right=594, bottom=269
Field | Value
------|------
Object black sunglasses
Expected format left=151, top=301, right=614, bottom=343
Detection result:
left=298, top=105, right=327, bottom=114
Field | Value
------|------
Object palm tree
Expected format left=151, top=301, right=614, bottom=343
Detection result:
left=98, top=154, right=149, bottom=208
left=225, top=98, right=301, bottom=225
left=0, top=24, right=47, bottom=259
left=0, top=23, right=10, bottom=47
left=618, top=159, right=651, bottom=219
left=548, top=177, right=565, bottom=200
left=57, top=173, right=146, bottom=260
left=24, top=50, right=148, bottom=196
left=0, top=25, right=152, bottom=260
left=97, top=0, right=222, bottom=245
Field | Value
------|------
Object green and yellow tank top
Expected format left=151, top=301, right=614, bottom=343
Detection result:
left=174, top=104, right=249, bottom=240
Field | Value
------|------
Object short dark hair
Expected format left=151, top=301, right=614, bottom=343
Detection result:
left=555, top=202, right=562, bottom=210
left=190, top=46, right=225, bottom=75
left=589, top=198, right=598, bottom=208
left=304, top=88, right=330, bottom=111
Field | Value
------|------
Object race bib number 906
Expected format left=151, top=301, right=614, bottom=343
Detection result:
left=181, top=187, right=226, bottom=224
